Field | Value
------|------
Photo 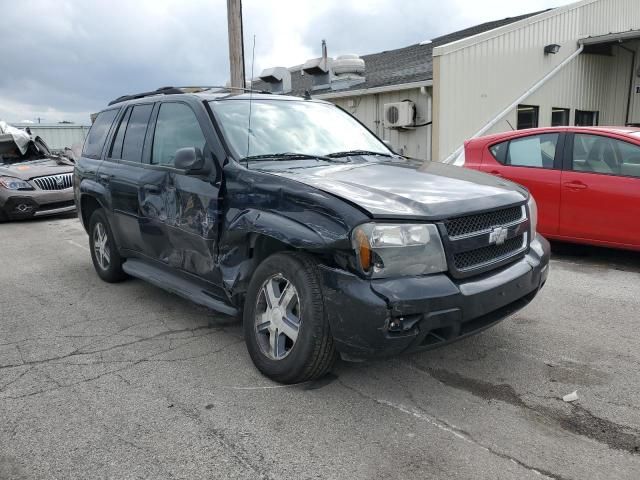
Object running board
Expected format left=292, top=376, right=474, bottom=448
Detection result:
left=122, top=259, right=238, bottom=317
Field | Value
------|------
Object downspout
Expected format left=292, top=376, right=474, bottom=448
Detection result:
left=443, top=43, right=585, bottom=164
left=617, top=42, right=636, bottom=126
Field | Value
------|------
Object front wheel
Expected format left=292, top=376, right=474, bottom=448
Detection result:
left=243, top=252, right=337, bottom=384
left=89, top=209, right=127, bottom=283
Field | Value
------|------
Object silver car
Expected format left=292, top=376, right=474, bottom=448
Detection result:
left=0, top=125, right=75, bottom=221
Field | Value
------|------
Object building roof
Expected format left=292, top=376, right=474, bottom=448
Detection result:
left=254, top=9, right=548, bottom=98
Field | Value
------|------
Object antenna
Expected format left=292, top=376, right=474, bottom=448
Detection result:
left=246, top=34, right=256, bottom=165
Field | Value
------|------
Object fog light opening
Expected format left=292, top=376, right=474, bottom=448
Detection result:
left=388, top=314, right=421, bottom=333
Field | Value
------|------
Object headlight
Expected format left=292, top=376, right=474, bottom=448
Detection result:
left=351, top=223, right=447, bottom=278
left=0, top=176, right=34, bottom=190
left=527, top=196, right=538, bottom=236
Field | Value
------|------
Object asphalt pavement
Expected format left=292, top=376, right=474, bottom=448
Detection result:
left=1, top=215, right=639, bottom=479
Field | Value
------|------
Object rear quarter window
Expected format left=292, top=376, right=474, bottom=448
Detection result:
left=83, top=109, right=119, bottom=159
left=489, top=141, right=508, bottom=164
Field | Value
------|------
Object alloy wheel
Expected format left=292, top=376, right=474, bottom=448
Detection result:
left=93, top=222, right=111, bottom=271
left=254, top=273, right=301, bottom=360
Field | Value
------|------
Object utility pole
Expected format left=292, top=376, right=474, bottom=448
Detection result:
left=227, top=0, right=246, bottom=90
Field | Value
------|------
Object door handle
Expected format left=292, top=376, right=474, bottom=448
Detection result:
left=563, top=181, right=587, bottom=190
left=98, top=173, right=111, bottom=184
left=489, top=170, right=504, bottom=177
left=143, top=184, right=161, bottom=194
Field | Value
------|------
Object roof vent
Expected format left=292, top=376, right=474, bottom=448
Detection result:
left=332, top=54, right=365, bottom=75
left=330, top=54, right=366, bottom=91
left=302, top=39, right=333, bottom=90
left=302, top=57, right=332, bottom=90
left=258, top=67, right=292, bottom=94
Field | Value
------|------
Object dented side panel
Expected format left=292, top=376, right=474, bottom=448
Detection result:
left=217, top=161, right=369, bottom=298
left=139, top=168, right=222, bottom=283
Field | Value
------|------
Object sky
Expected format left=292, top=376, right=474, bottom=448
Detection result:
left=0, top=0, right=572, bottom=125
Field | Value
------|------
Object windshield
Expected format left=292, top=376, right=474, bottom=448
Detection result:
left=210, top=99, right=390, bottom=160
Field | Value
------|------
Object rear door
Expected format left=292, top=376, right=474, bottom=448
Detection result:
left=560, top=132, right=640, bottom=247
left=143, top=101, right=222, bottom=283
left=481, top=132, right=564, bottom=237
left=98, top=102, right=155, bottom=254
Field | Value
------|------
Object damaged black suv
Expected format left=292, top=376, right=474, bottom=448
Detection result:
left=75, top=87, right=549, bottom=383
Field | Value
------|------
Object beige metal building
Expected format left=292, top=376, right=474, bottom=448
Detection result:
left=255, top=0, right=640, bottom=163
left=434, top=0, right=640, bottom=162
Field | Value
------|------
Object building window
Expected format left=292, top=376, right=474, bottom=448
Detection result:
left=551, top=108, right=570, bottom=126
left=575, top=110, right=599, bottom=126
left=517, top=105, right=539, bottom=130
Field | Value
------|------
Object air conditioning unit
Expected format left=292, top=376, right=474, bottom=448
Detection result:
left=384, top=101, right=415, bottom=128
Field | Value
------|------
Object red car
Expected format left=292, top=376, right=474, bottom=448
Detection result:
left=462, top=126, right=640, bottom=251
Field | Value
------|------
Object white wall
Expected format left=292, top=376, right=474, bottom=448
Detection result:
left=12, top=124, right=90, bottom=151
left=327, top=87, right=432, bottom=160
left=432, top=0, right=640, bottom=160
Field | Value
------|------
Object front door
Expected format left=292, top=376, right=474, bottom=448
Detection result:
left=559, top=133, right=640, bottom=247
left=143, top=101, right=222, bottom=284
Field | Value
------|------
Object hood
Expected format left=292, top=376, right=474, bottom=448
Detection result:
left=256, top=160, right=527, bottom=220
left=0, top=158, right=74, bottom=180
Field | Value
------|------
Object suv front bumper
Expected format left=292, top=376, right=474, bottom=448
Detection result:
left=320, top=234, right=550, bottom=358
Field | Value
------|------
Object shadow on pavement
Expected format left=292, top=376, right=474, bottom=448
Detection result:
left=550, top=240, right=640, bottom=273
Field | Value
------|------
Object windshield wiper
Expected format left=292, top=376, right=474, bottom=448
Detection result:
left=326, top=150, right=393, bottom=158
left=241, top=152, right=340, bottom=162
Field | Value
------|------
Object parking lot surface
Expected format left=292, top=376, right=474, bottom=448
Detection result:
left=1, top=215, right=639, bottom=480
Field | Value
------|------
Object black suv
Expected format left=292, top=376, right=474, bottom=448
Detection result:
left=74, top=87, right=549, bottom=383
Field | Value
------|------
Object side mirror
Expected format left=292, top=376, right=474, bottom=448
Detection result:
left=174, top=147, right=205, bottom=173
left=383, top=140, right=395, bottom=153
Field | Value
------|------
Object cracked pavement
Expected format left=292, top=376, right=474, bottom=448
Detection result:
left=1, top=215, right=640, bottom=479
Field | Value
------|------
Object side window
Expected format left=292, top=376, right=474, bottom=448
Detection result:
left=121, top=104, right=154, bottom=162
left=615, top=139, right=640, bottom=179
left=82, top=109, right=119, bottom=159
left=572, top=134, right=618, bottom=174
left=489, top=141, right=508, bottom=164
left=506, top=134, right=558, bottom=168
left=573, top=134, right=640, bottom=178
left=109, top=107, right=132, bottom=159
left=151, top=103, right=206, bottom=166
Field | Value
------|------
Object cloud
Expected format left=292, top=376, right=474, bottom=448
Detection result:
left=0, top=0, right=572, bottom=124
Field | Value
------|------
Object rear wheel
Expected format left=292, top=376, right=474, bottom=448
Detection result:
left=243, top=252, right=337, bottom=384
left=89, top=209, right=127, bottom=283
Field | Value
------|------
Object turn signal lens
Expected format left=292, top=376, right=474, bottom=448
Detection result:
left=354, top=228, right=372, bottom=271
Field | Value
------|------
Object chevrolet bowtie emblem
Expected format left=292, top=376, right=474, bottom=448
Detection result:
left=489, top=226, right=508, bottom=245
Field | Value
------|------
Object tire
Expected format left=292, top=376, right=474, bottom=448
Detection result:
left=243, top=252, right=337, bottom=384
left=88, top=209, right=127, bottom=283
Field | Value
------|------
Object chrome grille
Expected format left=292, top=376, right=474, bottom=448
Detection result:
left=454, top=234, right=526, bottom=271
left=442, top=205, right=529, bottom=278
left=33, top=173, right=73, bottom=191
left=445, top=206, right=523, bottom=238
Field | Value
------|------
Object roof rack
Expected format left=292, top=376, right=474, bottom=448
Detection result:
left=107, top=85, right=271, bottom=106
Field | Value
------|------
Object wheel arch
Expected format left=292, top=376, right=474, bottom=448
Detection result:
left=219, top=209, right=339, bottom=306
left=79, top=194, right=105, bottom=234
